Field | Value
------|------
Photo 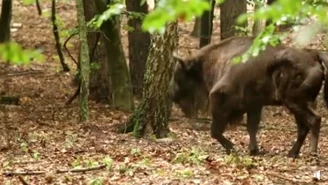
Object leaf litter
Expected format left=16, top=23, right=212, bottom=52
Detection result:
left=0, top=1, right=328, bottom=185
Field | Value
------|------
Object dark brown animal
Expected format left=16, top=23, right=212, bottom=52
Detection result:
left=169, top=36, right=328, bottom=158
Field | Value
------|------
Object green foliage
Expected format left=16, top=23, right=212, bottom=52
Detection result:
left=22, top=0, right=36, bottom=5
left=236, top=0, right=328, bottom=63
left=0, top=42, right=44, bottom=65
left=173, top=147, right=208, bottom=165
left=142, top=0, right=211, bottom=33
left=224, top=153, right=254, bottom=168
left=89, top=3, right=125, bottom=29
left=102, top=157, right=114, bottom=170
left=87, top=177, right=104, bottom=185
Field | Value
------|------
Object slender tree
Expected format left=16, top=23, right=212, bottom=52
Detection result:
left=0, top=0, right=12, bottom=43
left=199, top=0, right=215, bottom=48
left=252, top=0, right=265, bottom=35
left=75, top=0, right=90, bottom=121
left=126, top=0, right=151, bottom=99
left=220, top=0, right=247, bottom=40
left=119, top=22, right=178, bottom=138
left=82, top=0, right=110, bottom=103
left=51, top=0, right=70, bottom=72
left=94, top=0, right=134, bottom=111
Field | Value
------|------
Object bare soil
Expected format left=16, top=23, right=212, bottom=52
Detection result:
left=1, top=1, right=328, bottom=185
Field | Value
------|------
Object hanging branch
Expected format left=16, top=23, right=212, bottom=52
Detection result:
left=51, top=0, right=70, bottom=72
left=65, top=32, right=101, bottom=105
left=63, top=31, right=79, bottom=65
left=35, top=0, right=42, bottom=16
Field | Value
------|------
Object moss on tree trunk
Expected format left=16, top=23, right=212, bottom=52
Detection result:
left=75, top=0, right=90, bottom=122
left=120, top=22, right=178, bottom=138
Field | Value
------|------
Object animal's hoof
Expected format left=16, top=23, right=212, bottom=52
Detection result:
left=287, top=151, right=299, bottom=159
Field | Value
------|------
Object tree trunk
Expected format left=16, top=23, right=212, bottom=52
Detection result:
left=190, top=17, right=201, bottom=38
left=199, top=0, right=215, bottom=48
left=126, top=0, right=150, bottom=99
left=220, top=0, right=247, bottom=40
left=252, top=1, right=265, bottom=35
left=120, top=22, right=178, bottom=138
left=75, top=0, right=90, bottom=122
left=95, top=0, right=134, bottom=111
left=83, top=0, right=110, bottom=103
left=0, top=0, right=12, bottom=43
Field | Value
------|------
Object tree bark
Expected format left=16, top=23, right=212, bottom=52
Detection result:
left=190, top=17, right=201, bottom=38
left=75, top=0, right=90, bottom=122
left=0, top=0, right=12, bottom=43
left=126, top=0, right=150, bottom=99
left=120, top=22, right=178, bottom=138
left=252, top=0, right=265, bottom=35
left=82, top=0, right=110, bottom=103
left=220, top=0, right=247, bottom=40
left=95, top=0, right=134, bottom=111
left=199, top=0, right=215, bottom=48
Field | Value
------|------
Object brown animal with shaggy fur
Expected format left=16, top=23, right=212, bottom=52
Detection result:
left=170, top=36, right=328, bottom=158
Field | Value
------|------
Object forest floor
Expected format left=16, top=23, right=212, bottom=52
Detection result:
left=1, top=1, right=328, bottom=185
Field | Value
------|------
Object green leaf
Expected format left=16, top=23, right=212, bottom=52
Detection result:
left=142, top=0, right=211, bottom=33
left=0, top=42, right=44, bottom=65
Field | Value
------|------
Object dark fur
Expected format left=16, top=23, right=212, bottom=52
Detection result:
left=170, top=36, right=328, bottom=158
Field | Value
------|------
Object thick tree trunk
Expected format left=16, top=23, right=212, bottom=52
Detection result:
left=120, top=22, right=178, bottom=138
left=0, top=0, right=12, bottom=43
left=126, top=0, right=150, bottom=99
left=76, top=0, right=90, bottom=122
left=220, top=0, right=247, bottom=40
left=95, top=0, right=134, bottom=111
left=83, top=0, right=110, bottom=103
left=199, top=0, right=215, bottom=48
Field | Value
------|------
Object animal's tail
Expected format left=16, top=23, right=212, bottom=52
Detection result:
left=318, top=53, right=328, bottom=108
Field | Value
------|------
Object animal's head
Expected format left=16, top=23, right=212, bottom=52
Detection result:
left=169, top=53, right=203, bottom=117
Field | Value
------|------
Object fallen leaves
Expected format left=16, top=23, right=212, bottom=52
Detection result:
left=1, top=1, right=328, bottom=185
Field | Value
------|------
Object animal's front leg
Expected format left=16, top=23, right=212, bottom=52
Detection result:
left=211, top=112, right=234, bottom=154
left=209, top=88, right=235, bottom=154
left=246, top=106, right=263, bottom=155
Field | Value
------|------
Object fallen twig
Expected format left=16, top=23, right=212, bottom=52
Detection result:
left=56, top=164, right=106, bottom=173
left=4, top=171, right=46, bottom=176
left=266, top=171, right=305, bottom=184
left=3, top=164, right=107, bottom=177
left=18, top=175, right=29, bottom=185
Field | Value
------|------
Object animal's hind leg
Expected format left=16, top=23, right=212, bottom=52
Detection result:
left=286, top=103, right=321, bottom=158
left=307, top=105, right=321, bottom=155
left=246, top=107, right=262, bottom=155
left=288, top=114, right=309, bottom=158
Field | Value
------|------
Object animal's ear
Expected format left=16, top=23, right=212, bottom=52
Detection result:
left=173, top=52, right=187, bottom=69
